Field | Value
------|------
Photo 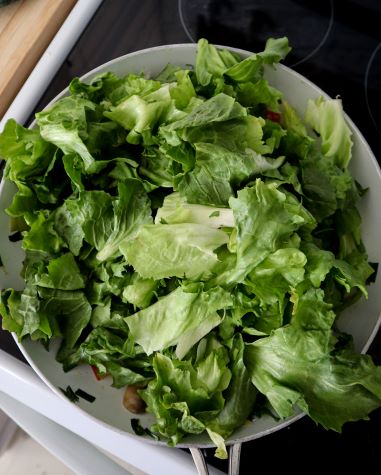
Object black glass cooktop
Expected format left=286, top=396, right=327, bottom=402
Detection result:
left=2, top=0, right=381, bottom=472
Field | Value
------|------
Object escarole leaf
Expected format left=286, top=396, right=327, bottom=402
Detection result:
left=55, top=179, right=152, bottom=261
left=305, top=97, right=353, bottom=169
left=178, top=143, right=284, bottom=207
left=0, top=285, right=51, bottom=340
left=104, top=87, right=174, bottom=145
left=95, top=179, right=152, bottom=261
left=34, top=253, right=85, bottom=290
left=38, top=287, right=92, bottom=361
left=177, top=115, right=274, bottom=155
left=0, top=119, right=55, bottom=181
left=245, top=289, right=381, bottom=431
left=120, top=222, right=229, bottom=280
left=215, top=179, right=315, bottom=284
left=208, top=335, right=257, bottom=439
left=160, top=93, right=247, bottom=137
left=155, top=192, right=235, bottom=228
left=140, top=337, right=231, bottom=447
left=126, top=284, right=232, bottom=359
left=225, top=37, right=291, bottom=83
left=36, top=97, right=95, bottom=170
left=195, top=38, right=239, bottom=86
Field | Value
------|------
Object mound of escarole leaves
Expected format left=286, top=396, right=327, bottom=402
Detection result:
left=0, top=37, right=380, bottom=458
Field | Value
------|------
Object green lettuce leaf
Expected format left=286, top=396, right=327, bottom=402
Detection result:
left=22, top=210, right=65, bottom=255
left=140, top=343, right=231, bottom=445
left=333, top=251, right=374, bottom=297
left=236, top=79, right=283, bottom=111
left=159, top=93, right=247, bottom=147
left=5, top=182, right=38, bottom=217
left=38, top=287, right=92, bottom=362
left=305, top=97, right=353, bottom=170
left=0, top=285, right=52, bottom=340
left=195, top=38, right=239, bottom=87
left=34, top=253, right=85, bottom=290
left=215, top=179, right=315, bottom=284
left=245, top=289, right=381, bottom=431
left=0, top=289, right=24, bottom=335
left=177, top=115, right=278, bottom=155
left=170, top=70, right=197, bottom=109
left=245, top=248, right=307, bottom=332
left=208, top=335, right=256, bottom=439
left=120, top=222, right=228, bottom=280
left=280, top=100, right=315, bottom=158
left=122, top=273, right=159, bottom=309
left=126, top=284, right=232, bottom=359
left=302, top=242, right=335, bottom=288
left=36, top=97, right=95, bottom=170
left=104, top=88, right=173, bottom=145
left=55, top=179, right=151, bottom=261
left=178, top=143, right=284, bottom=207
left=66, top=326, right=151, bottom=387
left=0, top=119, right=55, bottom=181
left=69, top=72, right=122, bottom=103
left=225, top=37, right=291, bottom=83
left=155, top=192, right=234, bottom=228
left=0, top=120, right=64, bottom=217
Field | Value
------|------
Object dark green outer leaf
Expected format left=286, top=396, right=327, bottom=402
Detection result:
left=245, top=289, right=381, bottom=431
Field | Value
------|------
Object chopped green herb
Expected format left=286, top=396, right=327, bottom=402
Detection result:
left=131, top=418, right=146, bottom=436
left=209, top=211, right=220, bottom=218
left=75, top=388, right=96, bottom=403
left=59, top=385, right=79, bottom=403
left=131, top=418, right=159, bottom=440
left=8, top=231, right=22, bottom=242
left=368, top=262, right=379, bottom=284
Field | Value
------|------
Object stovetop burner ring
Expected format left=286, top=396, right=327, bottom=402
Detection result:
left=365, top=41, right=381, bottom=137
left=178, top=0, right=334, bottom=67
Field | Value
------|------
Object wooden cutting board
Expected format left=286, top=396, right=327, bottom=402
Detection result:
left=0, top=0, right=77, bottom=118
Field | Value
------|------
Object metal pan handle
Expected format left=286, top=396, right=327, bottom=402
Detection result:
left=190, top=443, right=242, bottom=475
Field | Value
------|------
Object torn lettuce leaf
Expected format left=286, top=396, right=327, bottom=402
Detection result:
left=154, top=192, right=235, bottom=228
left=178, top=143, right=284, bottom=207
left=126, top=284, right=232, bottom=359
left=207, top=335, right=257, bottom=440
left=245, top=289, right=381, bottom=431
left=225, top=37, right=291, bottom=83
left=213, top=179, right=315, bottom=284
left=120, top=222, right=229, bottom=280
left=305, top=96, right=353, bottom=170
left=36, top=96, right=96, bottom=171
left=140, top=338, right=231, bottom=446
left=54, top=179, right=152, bottom=261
